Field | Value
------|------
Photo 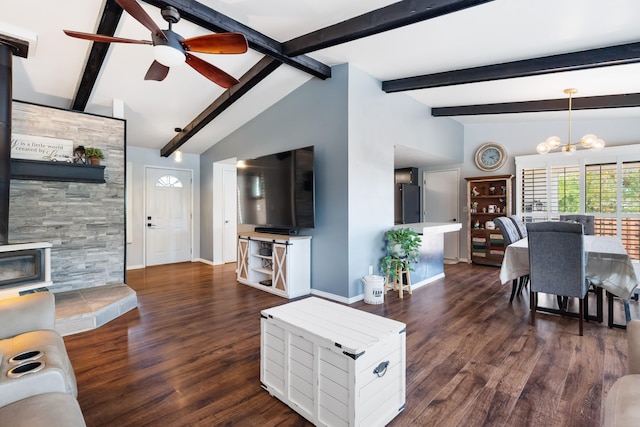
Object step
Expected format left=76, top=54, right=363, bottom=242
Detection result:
left=53, top=284, right=137, bottom=336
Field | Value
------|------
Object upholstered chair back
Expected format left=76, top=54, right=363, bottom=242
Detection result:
left=509, top=215, right=528, bottom=239
left=526, top=221, right=587, bottom=299
left=559, top=214, right=595, bottom=235
left=494, top=216, right=522, bottom=246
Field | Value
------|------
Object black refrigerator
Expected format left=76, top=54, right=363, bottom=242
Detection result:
left=394, top=183, right=421, bottom=224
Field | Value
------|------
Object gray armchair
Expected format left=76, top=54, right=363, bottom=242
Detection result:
left=559, top=214, right=595, bottom=235
left=527, top=221, right=588, bottom=335
left=0, top=292, right=78, bottom=407
left=494, top=216, right=528, bottom=302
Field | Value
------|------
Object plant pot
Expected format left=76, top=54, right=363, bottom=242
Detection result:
left=89, top=156, right=100, bottom=165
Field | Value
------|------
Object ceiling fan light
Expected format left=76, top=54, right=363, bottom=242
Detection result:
left=546, top=136, right=561, bottom=148
left=536, top=142, right=551, bottom=154
left=153, top=45, right=185, bottom=67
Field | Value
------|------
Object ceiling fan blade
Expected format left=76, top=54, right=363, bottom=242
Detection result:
left=115, top=0, right=167, bottom=41
left=185, top=52, right=239, bottom=88
left=181, top=33, right=248, bottom=54
left=144, top=61, right=170, bottom=81
left=64, top=30, right=152, bottom=45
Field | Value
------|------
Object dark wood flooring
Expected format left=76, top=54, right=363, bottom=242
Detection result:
left=63, top=261, right=636, bottom=426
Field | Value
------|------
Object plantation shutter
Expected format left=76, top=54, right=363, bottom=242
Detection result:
left=621, top=161, right=640, bottom=259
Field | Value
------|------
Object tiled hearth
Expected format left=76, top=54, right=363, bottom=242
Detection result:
left=53, top=284, right=137, bottom=336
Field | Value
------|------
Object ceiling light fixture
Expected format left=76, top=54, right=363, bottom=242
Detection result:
left=174, top=149, right=182, bottom=162
left=152, top=30, right=185, bottom=68
left=536, top=88, right=605, bottom=156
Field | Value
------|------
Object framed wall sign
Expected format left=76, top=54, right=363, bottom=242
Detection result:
left=11, top=133, right=74, bottom=162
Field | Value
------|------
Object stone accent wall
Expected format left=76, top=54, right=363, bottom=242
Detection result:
left=9, top=101, right=125, bottom=292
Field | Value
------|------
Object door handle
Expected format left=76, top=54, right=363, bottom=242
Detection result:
left=147, top=223, right=157, bottom=227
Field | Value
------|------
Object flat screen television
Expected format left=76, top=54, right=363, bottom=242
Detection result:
left=237, top=146, right=315, bottom=232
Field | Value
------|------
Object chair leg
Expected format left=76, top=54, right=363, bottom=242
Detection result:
left=557, top=296, right=569, bottom=311
left=608, top=291, right=614, bottom=328
left=530, top=290, right=536, bottom=326
left=579, top=297, right=584, bottom=336
left=516, top=275, right=528, bottom=295
left=584, top=291, right=589, bottom=321
left=509, top=279, right=518, bottom=302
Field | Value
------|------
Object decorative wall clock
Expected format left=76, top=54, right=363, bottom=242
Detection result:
left=475, top=142, right=507, bottom=172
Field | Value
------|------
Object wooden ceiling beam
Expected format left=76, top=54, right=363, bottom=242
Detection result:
left=71, top=0, right=123, bottom=111
left=383, top=41, right=640, bottom=93
left=160, top=57, right=282, bottom=157
left=431, top=93, right=640, bottom=117
left=282, top=0, right=494, bottom=56
left=140, top=0, right=330, bottom=79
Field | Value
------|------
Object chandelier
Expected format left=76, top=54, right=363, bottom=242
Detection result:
left=536, top=88, right=605, bottom=155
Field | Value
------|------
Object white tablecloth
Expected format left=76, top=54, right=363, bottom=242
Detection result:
left=500, top=236, right=639, bottom=300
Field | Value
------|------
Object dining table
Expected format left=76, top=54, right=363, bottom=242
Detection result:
left=500, top=235, right=639, bottom=326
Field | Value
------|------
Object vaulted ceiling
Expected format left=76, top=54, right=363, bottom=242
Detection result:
left=4, top=0, right=640, bottom=163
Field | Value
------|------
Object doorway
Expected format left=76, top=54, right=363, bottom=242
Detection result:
left=423, top=169, right=460, bottom=262
left=213, top=160, right=237, bottom=265
left=145, top=167, right=193, bottom=266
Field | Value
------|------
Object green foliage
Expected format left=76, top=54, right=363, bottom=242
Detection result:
left=553, top=163, right=640, bottom=215
left=85, top=147, right=104, bottom=159
left=380, top=228, right=422, bottom=280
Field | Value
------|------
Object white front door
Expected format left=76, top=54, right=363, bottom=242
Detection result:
left=145, top=167, right=192, bottom=266
left=424, top=169, right=460, bottom=262
left=222, top=166, right=237, bottom=263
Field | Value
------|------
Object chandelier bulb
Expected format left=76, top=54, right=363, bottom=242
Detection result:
left=545, top=136, right=561, bottom=148
left=536, top=142, right=551, bottom=154
left=590, top=138, right=605, bottom=151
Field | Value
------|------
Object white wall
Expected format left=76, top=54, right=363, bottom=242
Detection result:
left=125, top=146, right=201, bottom=269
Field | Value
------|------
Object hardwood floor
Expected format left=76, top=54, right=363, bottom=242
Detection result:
left=63, top=261, right=636, bottom=426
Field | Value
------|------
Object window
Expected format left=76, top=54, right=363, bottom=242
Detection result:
left=516, top=146, right=640, bottom=260
left=155, top=175, right=183, bottom=188
left=551, top=165, right=580, bottom=213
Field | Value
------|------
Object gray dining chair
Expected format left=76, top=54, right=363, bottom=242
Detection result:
left=509, top=215, right=527, bottom=239
left=559, top=214, right=595, bottom=235
left=527, top=221, right=588, bottom=336
left=494, top=216, right=528, bottom=302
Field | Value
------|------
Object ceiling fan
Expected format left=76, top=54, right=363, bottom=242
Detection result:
left=64, top=0, right=248, bottom=88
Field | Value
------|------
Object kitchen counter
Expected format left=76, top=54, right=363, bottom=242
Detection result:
left=393, top=222, right=462, bottom=289
left=395, top=222, right=462, bottom=234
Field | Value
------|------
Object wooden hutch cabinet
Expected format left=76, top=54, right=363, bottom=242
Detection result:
left=465, top=175, right=514, bottom=266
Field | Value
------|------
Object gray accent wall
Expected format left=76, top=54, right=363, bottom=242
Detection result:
left=10, top=101, right=125, bottom=292
left=201, top=63, right=463, bottom=300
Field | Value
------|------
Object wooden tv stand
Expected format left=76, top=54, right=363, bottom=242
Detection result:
left=237, top=232, right=311, bottom=298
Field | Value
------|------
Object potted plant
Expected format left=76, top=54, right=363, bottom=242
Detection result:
left=85, top=147, right=104, bottom=165
left=380, top=227, right=422, bottom=280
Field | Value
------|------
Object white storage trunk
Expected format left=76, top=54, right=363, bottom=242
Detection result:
left=260, top=297, right=406, bottom=427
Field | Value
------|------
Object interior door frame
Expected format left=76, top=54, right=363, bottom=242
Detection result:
left=212, top=158, right=238, bottom=265
left=143, top=165, right=194, bottom=267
